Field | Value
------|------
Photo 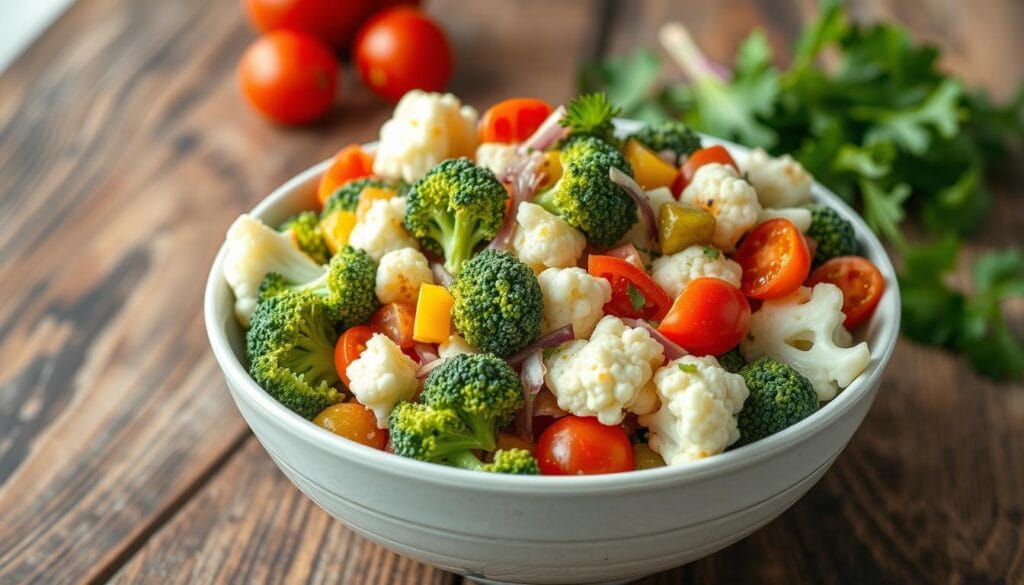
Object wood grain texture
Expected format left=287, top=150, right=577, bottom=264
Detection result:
left=0, top=0, right=1021, bottom=583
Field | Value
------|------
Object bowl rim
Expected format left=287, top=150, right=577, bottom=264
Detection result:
left=203, top=131, right=901, bottom=494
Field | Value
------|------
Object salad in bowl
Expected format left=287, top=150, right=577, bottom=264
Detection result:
left=220, top=90, right=887, bottom=477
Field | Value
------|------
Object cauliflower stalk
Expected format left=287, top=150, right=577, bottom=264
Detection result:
left=348, top=197, right=419, bottom=261
left=651, top=244, right=741, bottom=299
left=375, top=248, right=434, bottom=305
left=346, top=333, right=420, bottom=428
left=744, top=148, right=812, bottom=208
left=511, top=202, right=587, bottom=272
left=536, top=267, right=611, bottom=338
left=373, top=91, right=479, bottom=183
left=741, top=284, right=870, bottom=401
left=680, top=163, right=761, bottom=251
left=223, top=214, right=324, bottom=327
left=475, top=142, right=519, bottom=177
left=438, top=333, right=478, bottom=359
left=639, top=355, right=749, bottom=465
left=544, top=316, right=665, bottom=425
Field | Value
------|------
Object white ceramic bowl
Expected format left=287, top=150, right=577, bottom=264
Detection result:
left=204, top=134, right=900, bottom=585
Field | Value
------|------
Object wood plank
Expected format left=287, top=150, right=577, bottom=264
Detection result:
left=108, top=439, right=458, bottom=585
left=0, top=0, right=603, bottom=582
left=599, top=0, right=1024, bottom=583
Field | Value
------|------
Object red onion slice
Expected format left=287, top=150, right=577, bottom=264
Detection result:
left=415, top=356, right=446, bottom=379
left=622, top=318, right=687, bottom=361
left=518, top=105, right=568, bottom=154
left=430, top=263, right=454, bottom=287
left=506, top=324, right=575, bottom=366
left=414, top=343, right=439, bottom=364
left=489, top=152, right=543, bottom=251
left=610, top=166, right=658, bottom=243
left=514, top=350, right=546, bottom=442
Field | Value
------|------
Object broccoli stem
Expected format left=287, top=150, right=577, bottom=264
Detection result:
left=443, top=213, right=483, bottom=275
left=532, top=188, right=560, bottom=217
left=445, top=450, right=487, bottom=471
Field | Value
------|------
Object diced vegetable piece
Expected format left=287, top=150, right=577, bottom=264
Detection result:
left=624, top=139, right=679, bottom=190
left=318, top=145, right=375, bottom=205
left=658, top=201, right=716, bottom=255
left=734, top=218, right=810, bottom=299
left=355, top=186, right=397, bottom=220
left=479, top=98, right=553, bottom=144
left=632, top=443, right=666, bottom=469
left=537, top=150, right=562, bottom=190
left=335, top=325, right=377, bottom=388
left=320, top=210, right=357, bottom=254
left=807, top=256, right=885, bottom=328
left=588, top=255, right=673, bottom=322
left=370, top=302, right=417, bottom=349
left=414, top=283, right=455, bottom=343
left=314, top=402, right=388, bottom=449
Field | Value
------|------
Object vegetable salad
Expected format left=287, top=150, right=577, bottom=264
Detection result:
left=222, top=90, right=886, bottom=475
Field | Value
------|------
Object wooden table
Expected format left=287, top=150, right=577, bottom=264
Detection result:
left=1, top=0, right=1022, bottom=583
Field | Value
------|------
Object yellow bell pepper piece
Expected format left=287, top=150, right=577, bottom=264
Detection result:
left=319, top=211, right=357, bottom=254
left=624, top=139, right=679, bottom=190
left=355, top=187, right=397, bottom=220
left=413, top=284, right=455, bottom=344
left=537, top=150, right=563, bottom=190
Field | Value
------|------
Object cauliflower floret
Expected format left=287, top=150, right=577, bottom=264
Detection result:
left=680, top=163, right=761, bottom=251
left=438, top=333, right=477, bottom=359
left=536, top=267, right=611, bottom=338
left=617, top=186, right=676, bottom=247
left=375, top=248, right=434, bottom=305
left=544, top=316, right=665, bottom=425
left=346, top=334, right=420, bottom=428
left=511, top=202, right=587, bottom=272
left=373, top=91, right=479, bottom=183
left=757, top=207, right=812, bottom=232
left=745, top=148, right=812, bottom=208
left=348, top=197, right=419, bottom=261
left=474, top=142, right=519, bottom=177
left=639, top=355, right=749, bottom=465
left=650, top=244, right=742, bottom=299
left=626, top=382, right=660, bottom=416
left=223, top=214, right=324, bottom=327
left=741, top=284, right=870, bottom=401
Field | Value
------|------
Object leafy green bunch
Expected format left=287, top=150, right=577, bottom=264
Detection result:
left=579, top=0, right=1024, bottom=379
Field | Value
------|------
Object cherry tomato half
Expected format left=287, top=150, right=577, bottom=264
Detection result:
left=369, top=302, right=416, bottom=349
left=313, top=402, right=388, bottom=449
left=244, top=0, right=372, bottom=51
left=807, top=256, right=885, bottom=328
left=588, top=255, right=673, bottom=322
left=317, top=144, right=375, bottom=205
left=675, top=145, right=740, bottom=194
left=536, top=416, right=634, bottom=475
left=353, top=8, right=452, bottom=101
left=479, top=98, right=553, bottom=144
left=658, top=277, right=751, bottom=356
left=238, top=30, right=338, bottom=125
left=335, top=325, right=377, bottom=387
left=734, top=218, right=811, bottom=300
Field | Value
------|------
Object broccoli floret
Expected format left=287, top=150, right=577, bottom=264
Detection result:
left=246, top=292, right=341, bottom=418
left=322, top=178, right=388, bottom=216
left=279, top=211, right=330, bottom=265
left=389, top=402, right=540, bottom=475
left=404, top=158, right=507, bottom=275
left=735, top=356, right=819, bottom=446
left=261, top=245, right=378, bottom=327
left=533, top=135, right=637, bottom=246
left=806, top=204, right=858, bottom=266
left=421, top=353, right=524, bottom=450
left=628, top=120, right=701, bottom=165
left=450, top=249, right=542, bottom=357
left=716, top=347, right=746, bottom=374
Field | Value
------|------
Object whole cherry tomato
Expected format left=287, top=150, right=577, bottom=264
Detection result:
left=536, top=416, right=634, bottom=475
left=479, top=98, right=553, bottom=143
left=807, top=256, right=885, bottom=328
left=658, top=277, right=751, bottom=356
left=334, top=325, right=377, bottom=387
left=238, top=30, right=338, bottom=125
left=313, top=402, right=388, bottom=449
left=734, top=218, right=811, bottom=299
left=243, top=0, right=372, bottom=51
left=353, top=8, right=452, bottom=101
left=588, top=255, right=673, bottom=322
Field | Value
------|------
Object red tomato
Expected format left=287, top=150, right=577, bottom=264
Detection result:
left=369, top=302, right=416, bottom=349
left=680, top=145, right=739, bottom=185
left=479, top=98, right=553, bottom=143
left=807, top=256, right=886, bottom=328
left=317, top=144, right=375, bottom=204
left=536, top=416, right=634, bottom=475
left=658, top=277, right=751, bottom=356
left=243, top=0, right=373, bottom=51
left=734, top=218, right=811, bottom=299
left=587, top=255, right=673, bottom=322
left=334, top=325, right=377, bottom=387
left=353, top=8, right=453, bottom=101
left=313, top=402, right=388, bottom=449
left=238, top=31, right=338, bottom=125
